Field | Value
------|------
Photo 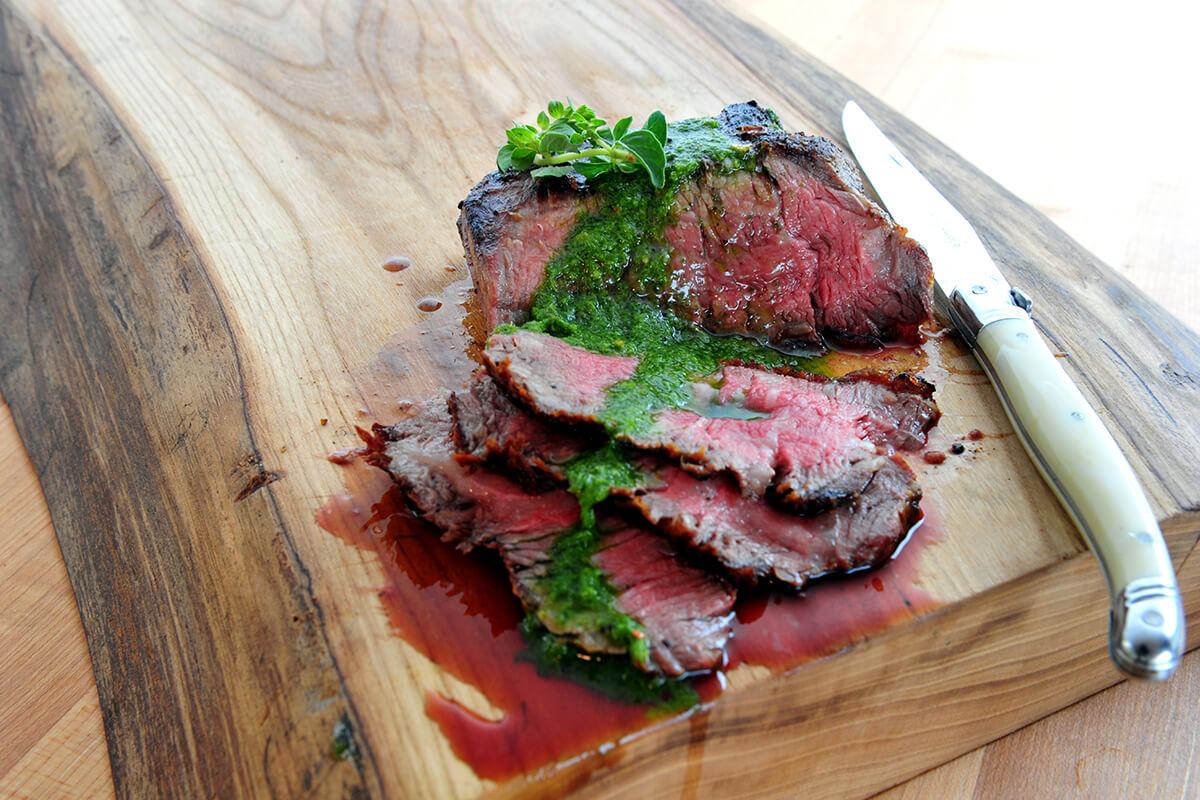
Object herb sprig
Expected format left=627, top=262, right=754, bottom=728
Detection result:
left=497, top=101, right=668, bottom=188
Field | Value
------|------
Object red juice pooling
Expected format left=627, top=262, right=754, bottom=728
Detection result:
left=316, top=462, right=651, bottom=782
left=382, top=255, right=411, bottom=272
left=318, top=460, right=940, bottom=780
left=727, top=507, right=936, bottom=670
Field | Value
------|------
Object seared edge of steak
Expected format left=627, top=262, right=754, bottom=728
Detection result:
left=449, top=368, right=592, bottom=487
left=457, top=171, right=594, bottom=331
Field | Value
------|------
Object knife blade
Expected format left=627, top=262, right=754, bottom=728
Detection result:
left=842, top=101, right=1185, bottom=680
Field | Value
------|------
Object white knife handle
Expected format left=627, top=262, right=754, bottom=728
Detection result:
left=972, top=313, right=1185, bottom=679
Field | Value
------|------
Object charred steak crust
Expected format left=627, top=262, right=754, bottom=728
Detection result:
left=457, top=171, right=597, bottom=331
left=459, top=101, right=933, bottom=347
left=716, top=102, right=873, bottom=217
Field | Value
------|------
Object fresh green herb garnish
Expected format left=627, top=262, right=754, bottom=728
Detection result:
left=497, top=100, right=668, bottom=188
left=517, top=111, right=815, bottom=434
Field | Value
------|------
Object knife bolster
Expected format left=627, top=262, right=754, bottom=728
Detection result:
left=947, top=281, right=1031, bottom=346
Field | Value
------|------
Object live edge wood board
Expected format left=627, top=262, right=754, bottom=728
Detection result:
left=1, top=1, right=1197, bottom=797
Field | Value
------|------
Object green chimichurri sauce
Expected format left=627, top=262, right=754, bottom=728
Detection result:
left=515, top=111, right=823, bottom=707
left=519, top=617, right=698, bottom=712
left=531, top=443, right=650, bottom=667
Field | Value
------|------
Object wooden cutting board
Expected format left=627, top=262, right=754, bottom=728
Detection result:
left=1, top=1, right=1198, bottom=797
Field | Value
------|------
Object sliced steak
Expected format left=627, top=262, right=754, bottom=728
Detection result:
left=369, top=393, right=578, bottom=550
left=484, top=330, right=638, bottom=421
left=449, top=369, right=592, bottom=486
left=447, top=376, right=922, bottom=589
left=370, top=395, right=734, bottom=675
left=615, top=457, right=921, bottom=588
left=458, top=172, right=597, bottom=332
left=459, top=102, right=932, bottom=347
left=644, top=365, right=937, bottom=512
left=594, top=524, right=735, bottom=675
left=483, top=329, right=938, bottom=513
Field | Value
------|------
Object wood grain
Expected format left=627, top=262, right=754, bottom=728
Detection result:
left=876, top=646, right=1200, bottom=800
left=0, top=8, right=379, bottom=796
left=0, top=0, right=1198, bottom=797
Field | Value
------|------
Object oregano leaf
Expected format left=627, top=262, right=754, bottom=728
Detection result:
left=496, top=143, right=516, bottom=172
left=644, top=110, right=667, bottom=145
left=620, top=129, right=666, bottom=188
left=612, top=116, right=633, bottom=141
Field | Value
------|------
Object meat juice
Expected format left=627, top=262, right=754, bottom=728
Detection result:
left=727, top=511, right=934, bottom=670
left=317, top=463, right=650, bottom=781
left=317, top=458, right=938, bottom=781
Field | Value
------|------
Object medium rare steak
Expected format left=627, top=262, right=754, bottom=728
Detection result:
left=370, top=395, right=734, bottom=675
left=447, top=371, right=922, bottom=588
left=616, top=457, right=921, bottom=588
left=643, top=365, right=937, bottom=512
left=594, top=525, right=735, bottom=675
left=484, top=329, right=938, bottom=513
left=483, top=330, right=638, bottom=420
left=460, top=102, right=932, bottom=347
left=450, top=369, right=592, bottom=486
left=458, top=172, right=598, bottom=333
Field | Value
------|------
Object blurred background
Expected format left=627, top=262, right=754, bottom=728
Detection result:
left=748, top=0, right=1198, bottom=331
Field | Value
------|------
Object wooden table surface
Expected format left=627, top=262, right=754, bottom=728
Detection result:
left=2, top=0, right=1197, bottom=796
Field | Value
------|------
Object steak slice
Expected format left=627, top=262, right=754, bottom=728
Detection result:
left=483, top=329, right=938, bottom=513
left=644, top=365, right=937, bottom=512
left=594, top=525, right=735, bottom=675
left=370, top=393, right=579, bottom=550
left=449, top=369, right=593, bottom=486
left=449, top=372, right=921, bottom=589
left=370, top=395, right=734, bottom=675
left=484, top=329, right=638, bottom=421
left=615, top=457, right=922, bottom=588
left=459, top=102, right=932, bottom=347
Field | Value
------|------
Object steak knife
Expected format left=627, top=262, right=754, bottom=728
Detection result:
left=842, top=101, right=1185, bottom=680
